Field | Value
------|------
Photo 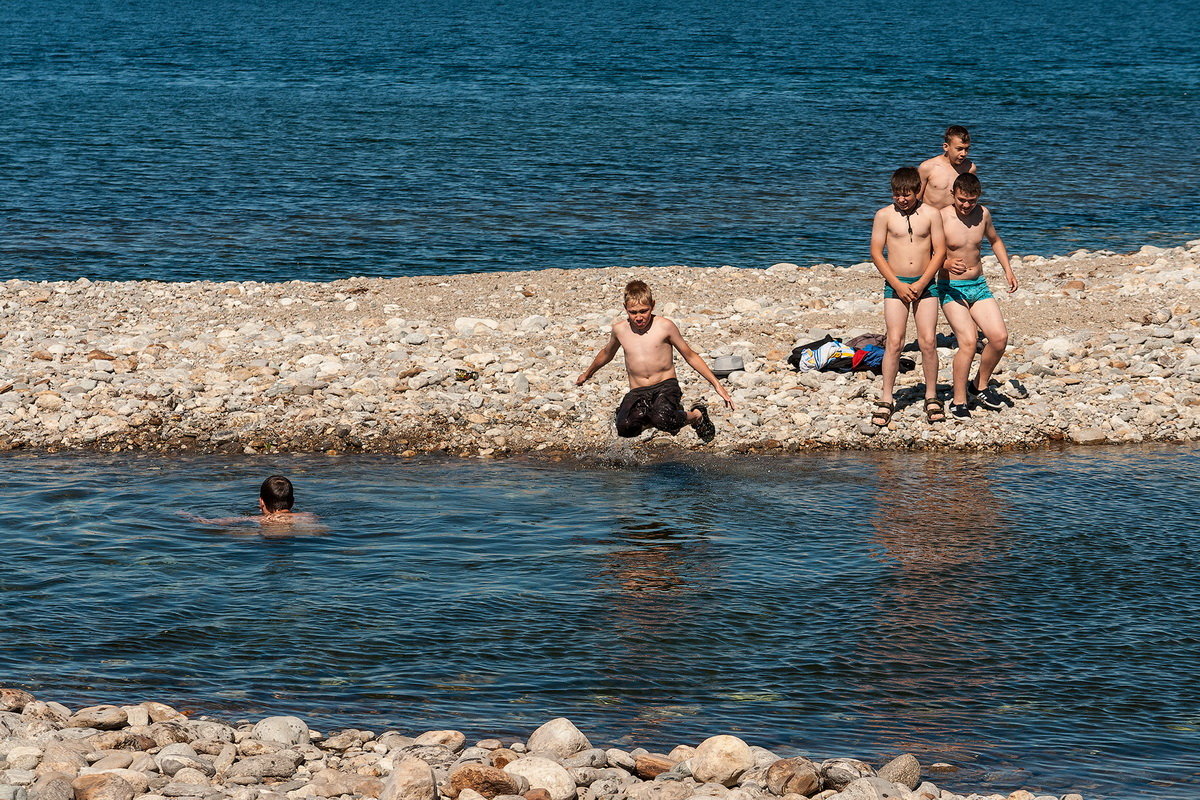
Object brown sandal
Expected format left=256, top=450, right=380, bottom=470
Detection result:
left=871, top=401, right=894, bottom=427
left=924, top=398, right=946, bottom=423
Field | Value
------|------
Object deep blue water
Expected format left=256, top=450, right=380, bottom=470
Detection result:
left=2, top=446, right=1200, bottom=799
left=1, top=0, right=1198, bottom=282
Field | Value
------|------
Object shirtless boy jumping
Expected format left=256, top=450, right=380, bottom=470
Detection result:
left=919, top=125, right=976, bottom=209
left=939, top=173, right=1018, bottom=418
left=870, top=166, right=946, bottom=427
left=576, top=280, right=734, bottom=442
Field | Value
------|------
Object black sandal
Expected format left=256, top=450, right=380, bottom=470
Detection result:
left=691, top=403, right=716, bottom=443
left=924, top=398, right=946, bottom=423
left=871, top=401, right=894, bottom=427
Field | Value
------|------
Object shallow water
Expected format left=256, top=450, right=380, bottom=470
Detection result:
left=3, top=446, right=1199, bottom=798
left=2, top=0, right=1198, bottom=281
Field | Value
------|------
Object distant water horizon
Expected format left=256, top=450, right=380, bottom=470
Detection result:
left=2, top=0, right=1198, bottom=283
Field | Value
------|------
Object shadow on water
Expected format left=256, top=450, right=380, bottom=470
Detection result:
left=2, top=447, right=1200, bottom=799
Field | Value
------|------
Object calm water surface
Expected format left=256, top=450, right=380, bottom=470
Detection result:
left=2, top=446, right=1199, bottom=799
left=1, top=0, right=1198, bottom=281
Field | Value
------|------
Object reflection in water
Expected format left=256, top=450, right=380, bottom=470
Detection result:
left=867, top=453, right=1013, bottom=762
left=593, top=463, right=720, bottom=743
left=5, top=448, right=1200, bottom=800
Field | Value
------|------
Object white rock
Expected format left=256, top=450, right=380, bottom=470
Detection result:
left=381, top=756, right=436, bottom=800
left=525, top=718, right=591, bottom=759
left=503, top=757, right=576, bottom=800
left=691, top=736, right=753, bottom=787
left=251, top=716, right=310, bottom=747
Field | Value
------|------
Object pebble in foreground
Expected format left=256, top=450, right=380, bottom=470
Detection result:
left=0, top=688, right=1084, bottom=800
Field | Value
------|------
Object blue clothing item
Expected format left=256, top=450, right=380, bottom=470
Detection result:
left=938, top=275, right=995, bottom=305
left=883, top=275, right=936, bottom=300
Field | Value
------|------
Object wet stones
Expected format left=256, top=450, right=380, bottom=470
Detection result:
left=0, top=688, right=1095, bottom=800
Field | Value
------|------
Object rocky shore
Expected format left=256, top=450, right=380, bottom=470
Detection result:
left=2, top=239, right=1198, bottom=457
left=0, top=689, right=1081, bottom=800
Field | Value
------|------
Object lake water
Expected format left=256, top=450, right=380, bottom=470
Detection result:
left=2, top=0, right=1198, bottom=282
left=2, top=446, right=1199, bottom=799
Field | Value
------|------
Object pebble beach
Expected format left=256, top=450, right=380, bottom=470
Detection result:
left=2, top=239, right=1199, bottom=458
left=0, top=688, right=1084, bottom=800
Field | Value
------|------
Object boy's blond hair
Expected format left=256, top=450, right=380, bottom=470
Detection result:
left=624, top=280, right=654, bottom=307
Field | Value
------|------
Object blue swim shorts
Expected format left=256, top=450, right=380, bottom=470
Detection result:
left=883, top=275, right=937, bottom=301
left=938, top=275, right=994, bottom=305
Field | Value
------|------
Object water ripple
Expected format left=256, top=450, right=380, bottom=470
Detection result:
left=3, top=447, right=1200, bottom=798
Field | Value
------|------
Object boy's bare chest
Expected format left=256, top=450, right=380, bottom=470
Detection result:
left=945, top=214, right=984, bottom=248
left=887, top=211, right=932, bottom=240
left=617, top=327, right=671, bottom=353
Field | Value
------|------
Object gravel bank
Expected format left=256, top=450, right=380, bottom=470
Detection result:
left=2, top=239, right=1199, bottom=457
left=0, top=688, right=1082, bottom=800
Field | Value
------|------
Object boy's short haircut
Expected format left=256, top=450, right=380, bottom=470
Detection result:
left=260, top=475, right=294, bottom=512
left=953, top=173, right=982, bottom=196
left=890, top=167, right=921, bottom=194
left=945, top=125, right=971, bottom=144
left=624, top=280, right=654, bottom=308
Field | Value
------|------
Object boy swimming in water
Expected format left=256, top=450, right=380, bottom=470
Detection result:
left=576, top=280, right=734, bottom=442
left=258, top=475, right=299, bottom=518
left=869, top=166, right=947, bottom=427
left=938, top=173, right=1018, bottom=418
left=919, top=125, right=977, bottom=210
left=185, top=475, right=319, bottom=528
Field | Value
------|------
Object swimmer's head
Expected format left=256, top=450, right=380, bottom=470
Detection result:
left=943, top=125, right=972, bottom=164
left=951, top=173, right=982, bottom=214
left=890, top=167, right=920, bottom=210
left=259, top=475, right=294, bottom=513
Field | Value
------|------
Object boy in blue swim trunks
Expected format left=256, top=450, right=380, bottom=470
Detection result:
left=869, top=167, right=947, bottom=427
left=938, top=173, right=1019, bottom=417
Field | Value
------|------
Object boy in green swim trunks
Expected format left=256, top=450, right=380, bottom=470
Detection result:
left=869, top=166, right=947, bottom=427
left=938, top=173, right=1018, bottom=418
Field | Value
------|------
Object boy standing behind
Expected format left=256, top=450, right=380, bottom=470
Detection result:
left=870, top=167, right=947, bottom=427
left=576, top=280, right=734, bottom=443
left=938, top=173, right=1018, bottom=417
left=919, top=125, right=977, bottom=209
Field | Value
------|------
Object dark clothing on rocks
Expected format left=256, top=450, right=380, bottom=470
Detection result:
left=615, top=378, right=689, bottom=437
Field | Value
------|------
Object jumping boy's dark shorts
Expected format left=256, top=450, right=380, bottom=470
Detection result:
left=615, top=378, right=689, bottom=437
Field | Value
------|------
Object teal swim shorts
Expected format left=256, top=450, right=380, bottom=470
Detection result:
left=883, top=275, right=937, bottom=301
left=938, top=275, right=994, bottom=305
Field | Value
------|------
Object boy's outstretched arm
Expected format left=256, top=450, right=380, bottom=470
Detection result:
left=666, top=323, right=736, bottom=410
left=576, top=331, right=620, bottom=385
left=985, top=213, right=1018, bottom=292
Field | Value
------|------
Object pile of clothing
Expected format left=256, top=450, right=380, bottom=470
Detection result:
left=786, top=334, right=914, bottom=374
